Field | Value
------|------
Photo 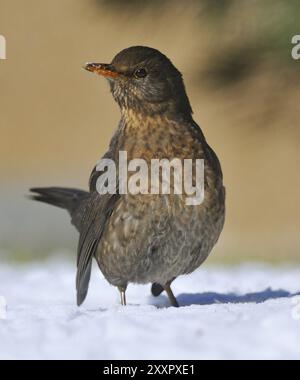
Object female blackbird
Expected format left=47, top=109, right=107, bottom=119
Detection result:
left=31, top=46, right=225, bottom=307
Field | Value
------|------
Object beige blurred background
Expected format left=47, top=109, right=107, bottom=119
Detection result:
left=0, top=0, right=299, bottom=263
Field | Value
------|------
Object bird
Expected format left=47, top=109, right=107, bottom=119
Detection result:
left=30, top=46, right=225, bottom=308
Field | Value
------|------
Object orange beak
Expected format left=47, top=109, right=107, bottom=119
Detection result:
left=84, top=63, right=121, bottom=79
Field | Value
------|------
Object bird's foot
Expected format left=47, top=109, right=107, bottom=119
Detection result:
left=118, top=286, right=127, bottom=306
left=151, top=278, right=179, bottom=307
left=164, top=284, right=179, bottom=307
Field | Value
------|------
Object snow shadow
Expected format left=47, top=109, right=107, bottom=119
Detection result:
left=152, top=288, right=300, bottom=307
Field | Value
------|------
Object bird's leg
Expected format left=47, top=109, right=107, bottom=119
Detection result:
left=151, top=277, right=176, bottom=297
left=118, top=286, right=127, bottom=306
left=164, top=283, right=179, bottom=307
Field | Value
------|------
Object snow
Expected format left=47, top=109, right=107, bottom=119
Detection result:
left=0, top=260, right=300, bottom=360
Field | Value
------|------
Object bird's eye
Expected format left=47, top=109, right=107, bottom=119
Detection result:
left=134, top=68, right=147, bottom=78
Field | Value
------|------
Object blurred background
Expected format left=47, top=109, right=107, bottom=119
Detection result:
left=0, top=0, right=299, bottom=264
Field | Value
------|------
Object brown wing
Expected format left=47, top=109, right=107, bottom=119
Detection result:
left=76, top=191, right=120, bottom=305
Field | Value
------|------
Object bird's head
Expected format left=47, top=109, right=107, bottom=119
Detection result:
left=84, top=46, right=192, bottom=117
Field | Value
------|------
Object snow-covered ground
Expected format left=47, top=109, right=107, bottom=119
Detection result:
left=0, top=260, right=300, bottom=360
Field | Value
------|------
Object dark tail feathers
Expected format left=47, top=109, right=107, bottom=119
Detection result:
left=29, top=187, right=89, bottom=216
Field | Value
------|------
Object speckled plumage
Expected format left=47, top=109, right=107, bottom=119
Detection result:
left=96, top=112, right=225, bottom=289
left=30, top=46, right=225, bottom=307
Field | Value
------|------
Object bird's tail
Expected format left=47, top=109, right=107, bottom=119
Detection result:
left=29, top=187, right=89, bottom=220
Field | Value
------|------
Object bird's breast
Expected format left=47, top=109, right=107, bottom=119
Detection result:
left=95, top=112, right=225, bottom=286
